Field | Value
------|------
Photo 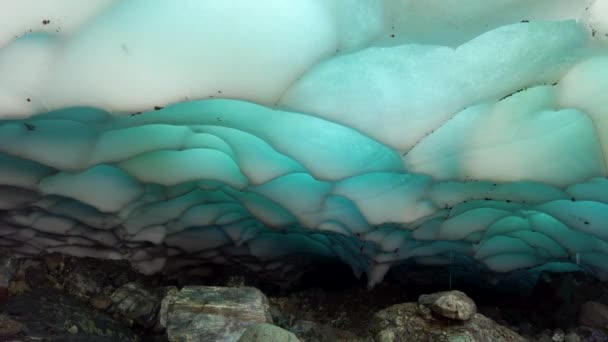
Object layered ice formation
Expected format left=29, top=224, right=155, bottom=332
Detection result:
left=0, top=0, right=607, bottom=286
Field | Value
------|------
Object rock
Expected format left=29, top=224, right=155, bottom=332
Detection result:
left=110, top=282, right=160, bottom=328
left=535, top=332, right=555, bottom=342
left=0, top=254, right=18, bottom=288
left=68, top=324, right=79, bottom=334
left=58, top=257, right=139, bottom=301
left=238, top=323, right=300, bottom=342
left=7, top=259, right=34, bottom=296
left=7, top=279, right=29, bottom=296
left=289, top=320, right=323, bottom=341
left=91, top=294, right=113, bottom=311
left=289, top=320, right=337, bottom=342
left=290, top=320, right=321, bottom=340
left=552, top=328, right=565, bottom=342
left=537, top=329, right=568, bottom=342
left=161, top=286, right=272, bottom=342
left=0, top=288, right=138, bottom=341
left=0, top=253, right=18, bottom=301
left=579, top=301, right=608, bottom=330
left=64, top=270, right=103, bottom=300
left=223, top=275, right=247, bottom=287
left=377, top=329, right=396, bottom=342
left=269, top=305, right=291, bottom=328
left=564, top=331, right=580, bottom=342
left=370, top=302, right=526, bottom=342
left=158, top=286, right=179, bottom=328
left=0, top=315, right=22, bottom=337
left=418, top=290, right=477, bottom=321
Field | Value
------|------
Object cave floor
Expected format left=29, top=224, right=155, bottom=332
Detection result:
left=1, top=254, right=607, bottom=341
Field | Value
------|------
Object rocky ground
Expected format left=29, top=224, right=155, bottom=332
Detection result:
left=0, top=252, right=607, bottom=341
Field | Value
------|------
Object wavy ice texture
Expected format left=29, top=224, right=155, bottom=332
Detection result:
left=0, top=0, right=608, bottom=286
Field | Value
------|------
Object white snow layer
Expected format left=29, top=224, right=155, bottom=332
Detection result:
left=0, top=0, right=607, bottom=286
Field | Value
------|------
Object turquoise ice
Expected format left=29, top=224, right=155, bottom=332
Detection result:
left=0, top=0, right=607, bottom=286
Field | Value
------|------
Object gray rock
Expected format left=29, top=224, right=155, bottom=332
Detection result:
left=418, top=290, right=477, bottom=321
left=158, top=286, right=179, bottom=328
left=552, top=328, right=565, bottom=342
left=160, top=286, right=272, bottom=342
left=0, top=255, right=18, bottom=287
left=564, top=331, right=580, bottom=342
left=579, top=301, right=608, bottom=330
left=537, top=329, right=568, bottom=342
left=238, top=323, right=300, bottom=342
left=67, top=324, right=79, bottom=334
left=370, top=302, right=525, bottom=342
left=0, top=253, right=18, bottom=299
left=110, top=282, right=160, bottom=328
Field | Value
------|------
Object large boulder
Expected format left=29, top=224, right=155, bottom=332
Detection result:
left=160, top=286, right=272, bottom=342
left=371, top=292, right=525, bottom=342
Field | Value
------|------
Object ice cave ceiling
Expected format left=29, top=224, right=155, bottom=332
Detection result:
left=0, top=0, right=607, bottom=286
